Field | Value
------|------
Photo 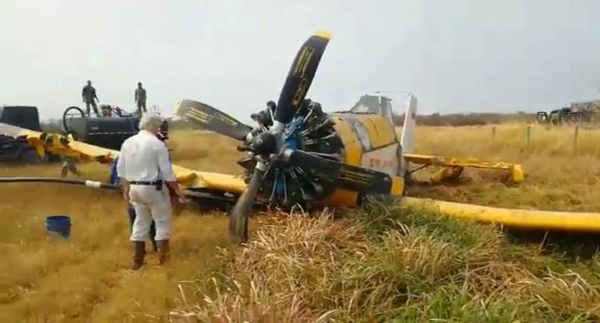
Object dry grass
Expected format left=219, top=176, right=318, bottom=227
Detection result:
left=172, top=205, right=600, bottom=322
left=407, top=123, right=600, bottom=212
left=0, top=125, right=599, bottom=322
left=0, top=131, right=242, bottom=323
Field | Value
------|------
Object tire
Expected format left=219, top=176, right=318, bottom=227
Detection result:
left=62, top=106, right=86, bottom=134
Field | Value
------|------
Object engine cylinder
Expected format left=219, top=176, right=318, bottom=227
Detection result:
left=238, top=102, right=343, bottom=210
left=238, top=98, right=402, bottom=210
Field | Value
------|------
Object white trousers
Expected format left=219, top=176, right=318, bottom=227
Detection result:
left=128, top=185, right=172, bottom=242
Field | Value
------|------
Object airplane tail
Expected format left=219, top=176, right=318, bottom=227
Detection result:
left=399, top=93, right=417, bottom=176
left=398, top=93, right=524, bottom=185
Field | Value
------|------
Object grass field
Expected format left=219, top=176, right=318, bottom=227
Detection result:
left=407, top=123, right=600, bottom=212
left=0, top=124, right=599, bottom=322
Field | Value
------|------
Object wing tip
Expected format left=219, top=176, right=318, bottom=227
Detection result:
left=314, top=30, right=333, bottom=40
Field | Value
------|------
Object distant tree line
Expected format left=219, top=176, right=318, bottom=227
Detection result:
left=39, top=112, right=537, bottom=133
left=392, top=111, right=537, bottom=127
left=40, top=119, right=62, bottom=133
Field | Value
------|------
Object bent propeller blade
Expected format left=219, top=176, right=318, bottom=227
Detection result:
left=283, top=149, right=393, bottom=195
left=228, top=167, right=264, bottom=244
left=174, top=99, right=253, bottom=141
left=274, top=31, right=332, bottom=125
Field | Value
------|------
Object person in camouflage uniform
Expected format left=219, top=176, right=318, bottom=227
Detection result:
left=60, top=133, right=83, bottom=178
left=82, top=80, right=100, bottom=117
left=134, top=82, right=147, bottom=115
left=61, top=157, right=82, bottom=178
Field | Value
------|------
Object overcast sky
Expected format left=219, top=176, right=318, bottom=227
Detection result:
left=1, top=0, right=599, bottom=121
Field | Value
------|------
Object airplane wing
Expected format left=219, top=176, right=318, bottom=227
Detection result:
left=0, top=123, right=248, bottom=195
left=403, top=153, right=524, bottom=183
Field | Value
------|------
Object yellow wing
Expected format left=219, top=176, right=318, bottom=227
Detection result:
left=1, top=123, right=247, bottom=195
left=171, top=165, right=247, bottom=194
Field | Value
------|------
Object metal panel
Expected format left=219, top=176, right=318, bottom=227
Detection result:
left=360, top=143, right=400, bottom=176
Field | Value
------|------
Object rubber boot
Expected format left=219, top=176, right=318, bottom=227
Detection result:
left=157, top=240, right=170, bottom=266
left=132, top=241, right=146, bottom=270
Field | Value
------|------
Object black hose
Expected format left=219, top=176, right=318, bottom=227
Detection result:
left=0, top=177, right=249, bottom=205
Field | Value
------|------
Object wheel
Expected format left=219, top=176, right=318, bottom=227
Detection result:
left=62, top=106, right=86, bottom=135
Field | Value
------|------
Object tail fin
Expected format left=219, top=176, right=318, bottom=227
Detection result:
left=399, top=93, right=417, bottom=176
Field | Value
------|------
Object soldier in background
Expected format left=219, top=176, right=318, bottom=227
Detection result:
left=61, top=156, right=83, bottom=178
left=82, top=80, right=100, bottom=117
left=60, top=133, right=83, bottom=178
left=135, top=82, right=147, bottom=115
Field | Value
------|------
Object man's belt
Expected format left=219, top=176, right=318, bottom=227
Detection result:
left=129, top=180, right=163, bottom=185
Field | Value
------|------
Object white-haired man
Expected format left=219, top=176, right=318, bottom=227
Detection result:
left=116, top=114, right=184, bottom=270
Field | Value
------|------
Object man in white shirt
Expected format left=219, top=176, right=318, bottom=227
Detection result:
left=116, top=114, right=184, bottom=270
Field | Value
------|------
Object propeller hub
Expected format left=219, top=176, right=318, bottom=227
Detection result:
left=251, top=131, right=278, bottom=157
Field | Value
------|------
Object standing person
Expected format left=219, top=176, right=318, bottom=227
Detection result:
left=134, top=82, right=147, bottom=115
left=61, top=133, right=83, bottom=178
left=116, top=114, right=184, bottom=270
left=109, top=144, right=163, bottom=254
left=82, top=80, right=100, bottom=117
left=61, top=156, right=83, bottom=178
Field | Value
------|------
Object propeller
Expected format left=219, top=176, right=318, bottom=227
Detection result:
left=281, top=149, right=392, bottom=194
left=174, top=100, right=254, bottom=142
left=173, top=31, right=396, bottom=244
left=273, top=30, right=333, bottom=130
left=228, top=30, right=333, bottom=243
left=228, top=166, right=264, bottom=243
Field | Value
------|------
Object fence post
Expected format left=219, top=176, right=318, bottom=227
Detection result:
left=573, top=126, right=579, bottom=155
left=526, top=125, right=531, bottom=153
left=491, top=126, right=496, bottom=142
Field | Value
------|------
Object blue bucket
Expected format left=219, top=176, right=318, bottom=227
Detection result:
left=45, top=215, right=71, bottom=238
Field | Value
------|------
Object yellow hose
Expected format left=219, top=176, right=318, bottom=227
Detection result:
left=404, top=197, right=600, bottom=232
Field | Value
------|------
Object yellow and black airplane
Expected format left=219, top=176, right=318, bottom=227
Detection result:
left=5, top=31, right=598, bottom=245
left=169, top=30, right=522, bottom=243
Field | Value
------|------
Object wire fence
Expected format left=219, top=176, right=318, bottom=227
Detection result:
left=488, top=124, right=600, bottom=155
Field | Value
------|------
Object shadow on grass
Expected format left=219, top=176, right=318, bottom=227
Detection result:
left=505, top=228, right=600, bottom=260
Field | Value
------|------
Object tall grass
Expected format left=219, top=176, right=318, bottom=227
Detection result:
left=171, top=203, right=600, bottom=322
